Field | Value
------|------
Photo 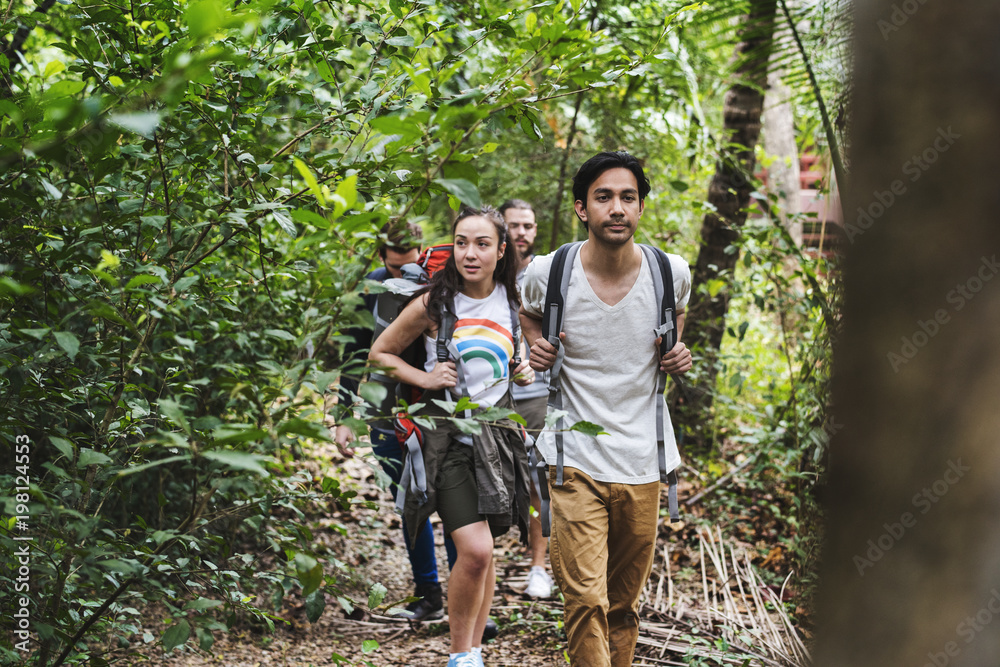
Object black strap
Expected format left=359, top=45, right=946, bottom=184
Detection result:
left=649, top=246, right=677, bottom=357
left=436, top=298, right=457, bottom=363
left=542, top=242, right=582, bottom=489
left=541, top=242, right=582, bottom=346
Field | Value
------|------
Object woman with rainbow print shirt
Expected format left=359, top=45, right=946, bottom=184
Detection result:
left=370, top=206, right=534, bottom=667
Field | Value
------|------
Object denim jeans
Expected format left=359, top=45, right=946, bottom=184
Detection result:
left=371, top=428, right=456, bottom=584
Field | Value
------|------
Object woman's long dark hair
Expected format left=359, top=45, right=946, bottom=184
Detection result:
left=425, top=205, right=521, bottom=324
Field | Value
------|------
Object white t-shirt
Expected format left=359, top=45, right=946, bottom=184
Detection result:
left=521, top=245, right=691, bottom=484
left=512, top=261, right=549, bottom=401
left=424, top=283, right=515, bottom=408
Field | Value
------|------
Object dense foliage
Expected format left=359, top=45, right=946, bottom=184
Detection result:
left=1, top=0, right=845, bottom=663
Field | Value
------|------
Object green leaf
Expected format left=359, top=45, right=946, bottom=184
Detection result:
left=126, top=274, right=162, bottom=290
left=305, top=589, right=326, bottom=623
left=433, top=178, right=481, bottom=208
left=174, top=275, right=199, bottom=293
left=159, top=398, right=192, bottom=435
left=201, top=450, right=270, bottom=476
left=264, top=328, right=296, bottom=341
left=161, top=620, right=190, bottom=651
left=197, top=628, right=215, bottom=652
left=332, top=175, right=358, bottom=219
left=368, top=582, right=387, bottom=609
left=185, top=0, right=238, bottom=40
left=273, top=210, right=296, bottom=236
left=53, top=331, right=80, bottom=360
left=544, top=409, right=568, bottom=429
left=50, top=437, right=74, bottom=460
left=19, top=327, right=51, bottom=339
left=525, top=11, right=537, bottom=34
left=43, top=60, right=65, bottom=78
left=454, top=396, right=478, bottom=412
left=295, top=553, right=324, bottom=596
left=449, top=417, right=482, bottom=436
left=184, top=598, right=224, bottom=611
left=117, top=455, right=190, bottom=477
left=568, top=421, right=610, bottom=437
left=291, top=208, right=330, bottom=228
left=0, top=277, right=34, bottom=296
left=78, top=448, right=113, bottom=466
left=358, top=382, right=388, bottom=408
left=362, top=639, right=379, bottom=654
left=108, top=112, right=162, bottom=139
left=293, top=157, right=326, bottom=207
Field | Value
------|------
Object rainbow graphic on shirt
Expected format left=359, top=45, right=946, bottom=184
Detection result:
left=452, top=318, right=514, bottom=386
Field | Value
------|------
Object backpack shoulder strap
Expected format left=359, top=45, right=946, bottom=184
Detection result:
left=640, top=244, right=681, bottom=522
left=508, top=298, right=522, bottom=374
left=435, top=296, right=457, bottom=363
left=640, top=244, right=677, bottom=357
left=541, top=242, right=583, bottom=346
left=542, top=242, right=582, bottom=492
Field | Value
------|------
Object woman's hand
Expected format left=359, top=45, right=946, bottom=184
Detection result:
left=424, top=361, right=458, bottom=390
left=512, top=357, right=535, bottom=386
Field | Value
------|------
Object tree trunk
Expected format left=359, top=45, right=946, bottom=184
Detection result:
left=764, top=60, right=801, bottom=245
left=813, top=2, right=1000, bottom=666
left=676, top=0, right=779, bottom=448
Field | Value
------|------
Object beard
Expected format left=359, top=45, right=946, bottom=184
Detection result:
left=518, top=240, right=535, bottom=261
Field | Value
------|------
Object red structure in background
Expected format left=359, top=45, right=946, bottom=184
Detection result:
left=798, top=153, right=842, bottom=259
left=756, top=151, right=843, bottom=260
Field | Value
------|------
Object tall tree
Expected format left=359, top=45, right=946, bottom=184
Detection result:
left=677, top=0, right=779, bottom=446
left=814, top=2, right=1000, bottom=665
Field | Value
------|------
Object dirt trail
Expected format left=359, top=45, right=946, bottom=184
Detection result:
left=143, top=447, right=810, bottom=667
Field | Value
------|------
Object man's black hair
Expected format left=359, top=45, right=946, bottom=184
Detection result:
left=571, top=151, right=651, bottom=230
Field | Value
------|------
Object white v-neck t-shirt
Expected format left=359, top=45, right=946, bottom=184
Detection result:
left=521, top=246, right=691, bottom=484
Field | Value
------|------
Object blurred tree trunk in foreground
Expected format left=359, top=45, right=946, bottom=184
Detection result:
left=814, top=2, right=1000, bottom=666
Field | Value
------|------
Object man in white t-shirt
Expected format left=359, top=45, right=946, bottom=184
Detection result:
left=519, top=151, right=693, bottom=666
left=499, top=198, right=554, bottom=600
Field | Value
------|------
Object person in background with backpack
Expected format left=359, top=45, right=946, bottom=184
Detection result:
left=498, top=198, right=554, bottom=600
left=519, top=152, right=693, bottom=667
left=370, top=206, right=534, bottom=667
left=334, top=219, right=455, bottom=622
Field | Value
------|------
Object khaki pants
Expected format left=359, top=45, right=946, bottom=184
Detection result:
left=549, top=467, right=660, bottom=667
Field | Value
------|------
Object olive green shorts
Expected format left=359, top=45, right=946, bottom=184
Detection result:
left=436, top=439, right=505, bottom=538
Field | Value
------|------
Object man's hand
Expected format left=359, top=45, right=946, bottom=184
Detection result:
left=334, top=424, right=356, bottom=458
left=657, top=339, right=692, bottom=374
left=529, top=332, right=565, bottom=372
left=424, top=361, right=458, bottom=390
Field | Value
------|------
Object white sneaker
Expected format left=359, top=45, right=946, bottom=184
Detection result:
left=523, top=566, right=553, bottom=599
